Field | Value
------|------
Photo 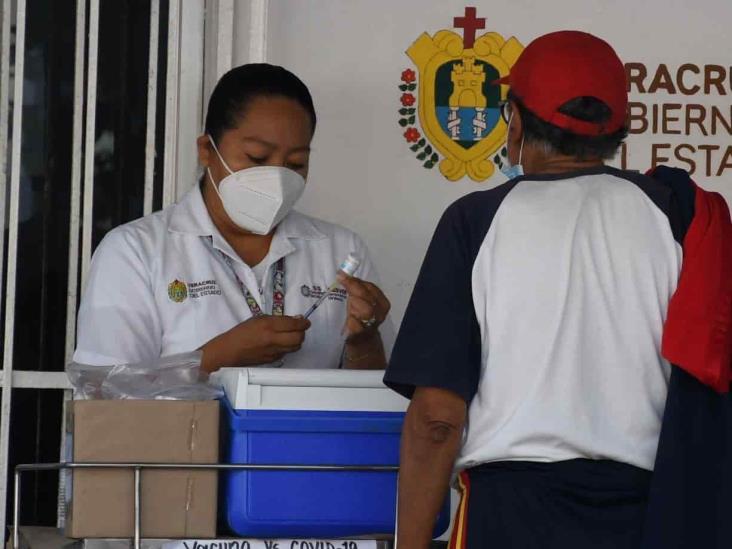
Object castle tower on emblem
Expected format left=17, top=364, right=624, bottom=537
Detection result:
left=449, top=57, right=488, bottom=141
left=400, top=7, right=524, bottom=182
left=450, top=57, right=487, bottom=109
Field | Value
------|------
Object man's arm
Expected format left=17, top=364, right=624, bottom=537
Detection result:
left=385, top=197, right=498, bottom=546
left=397, top=387, right=467, bottom=549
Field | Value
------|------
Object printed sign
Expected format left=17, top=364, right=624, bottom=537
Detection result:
left=621, top=62, right=732, bottom=178
left=162, top=540, right=378, bottom=549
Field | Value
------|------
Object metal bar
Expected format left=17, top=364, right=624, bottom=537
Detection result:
left=13, top=468, right=20, bottom=549
left=216, top=0, right=234, bottom=77
left=249, top=0, right=269, bottom=63
left=54, top=0, right=85, bottom=518
left=143, top=0, right=160, bottom=215
left=80, top=0, right=100, bottom=289
left=0, top=370, right=72, bottom=389
left=56, top=389, right=73, bottom=529
left=175, top=0, right=205, bottom=201
left=134, top=466, right=141, bottom=549
left=15, top=462, right=398, bottom=545
left=0, top=4, right=12, bottom=528
left=162, top=0, right=181, bottom=208
left=17, top=462, right=399, bottom=472
left=63, top=0, right=87, bottom=395
left=0, top=0, right=12, bottom=303
left=0, top=0, right=27, bottom=537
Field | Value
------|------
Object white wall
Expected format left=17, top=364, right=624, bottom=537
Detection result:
left=234, top=0, right=732, bottom=326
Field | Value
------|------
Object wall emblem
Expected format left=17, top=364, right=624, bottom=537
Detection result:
left=399, top=7, right=523, bottom=182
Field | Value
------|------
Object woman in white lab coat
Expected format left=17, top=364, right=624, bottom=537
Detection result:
left=73, top=64, right=391, bottom=371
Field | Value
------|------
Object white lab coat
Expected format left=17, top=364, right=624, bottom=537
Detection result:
left=74, top=185, right=393, bottom=369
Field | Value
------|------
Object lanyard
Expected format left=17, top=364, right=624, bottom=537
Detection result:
left=207, top=237, right=286, bottom=317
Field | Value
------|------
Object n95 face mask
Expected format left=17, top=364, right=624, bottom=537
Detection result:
left=207, top=135, right=306, bottom=235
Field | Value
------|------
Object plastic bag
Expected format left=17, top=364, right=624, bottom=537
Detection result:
left=67, top=361, right=112, bottom=400
left=67, top=351, right=223, bottom=401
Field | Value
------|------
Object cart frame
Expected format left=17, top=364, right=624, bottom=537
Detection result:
left=13, top=462, right=399, bottom=549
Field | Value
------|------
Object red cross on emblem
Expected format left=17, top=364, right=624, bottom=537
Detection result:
left=453, top=6, right=486, bottom=49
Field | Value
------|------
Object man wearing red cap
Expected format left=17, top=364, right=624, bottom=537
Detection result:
left=385, top=31, right=704, bottom=548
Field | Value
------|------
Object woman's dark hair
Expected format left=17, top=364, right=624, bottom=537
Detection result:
left=205, top=63, right=317, bottom=144
left=509, top=91, right=627, bottom=160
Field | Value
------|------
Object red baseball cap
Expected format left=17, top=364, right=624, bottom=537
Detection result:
left=495, top=31, right=627, bottom=136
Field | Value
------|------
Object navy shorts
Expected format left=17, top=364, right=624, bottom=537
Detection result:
left=449, top=459, right=652, bottom=549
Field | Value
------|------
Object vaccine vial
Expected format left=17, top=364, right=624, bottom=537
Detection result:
left=338, top=253, right=361, bottom=278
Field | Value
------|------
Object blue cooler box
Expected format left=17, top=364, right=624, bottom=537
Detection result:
left=215, top=368, right=451, bottom=538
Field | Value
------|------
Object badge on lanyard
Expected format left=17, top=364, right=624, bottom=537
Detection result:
left=208, top=237, right=286, bottom=317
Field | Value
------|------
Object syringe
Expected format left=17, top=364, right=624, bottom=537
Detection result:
left=302, top=253, right=360, bottom=320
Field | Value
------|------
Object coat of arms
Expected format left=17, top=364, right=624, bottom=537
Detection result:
left=398, top=7, right=523, bottom=182
left=167, top=279, right=188, bottom=303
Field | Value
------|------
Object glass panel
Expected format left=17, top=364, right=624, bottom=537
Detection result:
left=8, top=0, right=76, bottom=527
left=92, top=0, right=167, bottom=247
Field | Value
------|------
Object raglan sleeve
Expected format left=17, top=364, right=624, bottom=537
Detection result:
left=383, top=199, right=482, bottom=402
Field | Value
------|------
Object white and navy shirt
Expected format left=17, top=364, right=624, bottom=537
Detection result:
left=74, top=184, right=392, bottom=369
left=385, top=167, right=684, bottom=471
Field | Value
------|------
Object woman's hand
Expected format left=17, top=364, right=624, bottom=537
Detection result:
left=337, top=274, right=391, bottom=343
left=201, top=315, right=311, bottom=372
left=338, top=274, right=390, bottom=370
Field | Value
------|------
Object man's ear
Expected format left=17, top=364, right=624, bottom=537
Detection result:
left=197, top=135, right=212, bottom=168
left=509, top=101, right=524, bottom=143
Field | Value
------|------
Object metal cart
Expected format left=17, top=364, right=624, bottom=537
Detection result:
left=12, top=462, right=406, bottom=549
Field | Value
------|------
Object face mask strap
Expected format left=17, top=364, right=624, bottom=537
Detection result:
left=206, top=167, right=217, bottom=187
left=207, top=135, right=234, bottom=175
left=507, top=112, right=525, bottom=168
left=518, top=134, right=525, bottom=166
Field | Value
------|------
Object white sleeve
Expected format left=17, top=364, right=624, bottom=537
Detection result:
left=351, top=234, right=396, bottom=359
left=72, top=228, right=162, bottom=366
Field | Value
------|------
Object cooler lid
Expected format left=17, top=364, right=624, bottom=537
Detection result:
left=211, top=368, right=408, bottom=412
